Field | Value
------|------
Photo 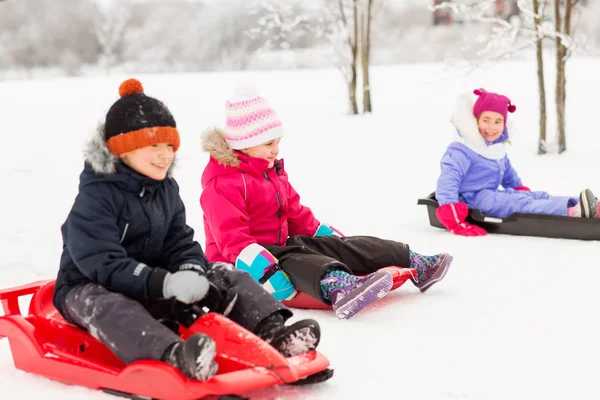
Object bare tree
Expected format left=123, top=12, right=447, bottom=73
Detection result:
left=554, top=0, right=580, bottom=153
left=532, top=0, right=548, bottom=154
left=0, top=0, right=98, bottom=76
left=429, top=0, right=585, bottom=154
left=247, top=1, right=314, bottom=50
left=358, top=0, right=386, bottom=113
left=336, top=0, right=359, bottom=114
left=247, top=0, right=367, bottom=115
left=95, top=2, right=131, bottom=74
left=359, top=0, right=373, bottom=113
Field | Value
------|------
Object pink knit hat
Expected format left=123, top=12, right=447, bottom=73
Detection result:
left=223, top=94, right=284, bottom=150
left=472, top=88, right=516, bottom=124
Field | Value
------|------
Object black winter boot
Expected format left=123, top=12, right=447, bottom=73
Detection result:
left=255, top=312, right=321, bottom=357
left=162, top=333, right=219, bottom=380
left=579, top=189, right=597, bottom=218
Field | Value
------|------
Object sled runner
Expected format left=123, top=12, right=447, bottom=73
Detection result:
left=418, top=192, right=600, bottom=241
left=0, top=280, right=333, bottom=400
left=282, top=266, right=417, bottom=310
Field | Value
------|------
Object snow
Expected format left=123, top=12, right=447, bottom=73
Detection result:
left=2, top=58, right=600, bottom=399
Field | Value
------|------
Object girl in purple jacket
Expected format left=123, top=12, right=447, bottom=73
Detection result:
left=435, top=89, right=599, bottom=237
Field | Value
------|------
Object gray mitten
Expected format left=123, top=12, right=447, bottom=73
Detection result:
left=163, top=270, right=210, bottom=304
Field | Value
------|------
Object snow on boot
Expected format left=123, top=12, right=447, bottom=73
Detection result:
left=256, top=313, right=321, bottom=357
left=162, top=333, right=219, bottom=380
left=330, top=270, right=393, bottom=320
left=579, top=189, right=596, bottom=218
left=411, top=253, right=453, bottom=293
left=268, top=319, right=321, bottom=357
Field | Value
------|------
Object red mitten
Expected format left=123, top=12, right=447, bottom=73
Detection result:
left=435, top=203, right=487, bottom=237
left=515, top=185, right=530, bottom=192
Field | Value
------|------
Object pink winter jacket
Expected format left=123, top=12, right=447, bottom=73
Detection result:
left=200, top=127, right=321, bottom=263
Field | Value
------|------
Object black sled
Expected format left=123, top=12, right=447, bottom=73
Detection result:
left=418, top=192, right=600, bottom=241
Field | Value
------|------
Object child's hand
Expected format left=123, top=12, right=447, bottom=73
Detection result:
left=515, top=185, right=530, bottom=192
left=449, top=222, right=487, bottom=236
left=162, top=270, right=210, bottom=304
left=436, top=203, right=487, bottom=237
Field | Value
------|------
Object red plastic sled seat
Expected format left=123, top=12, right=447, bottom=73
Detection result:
left=282, top=266, right=417, bottom=309
left=0, top=280, right=332, bottom=400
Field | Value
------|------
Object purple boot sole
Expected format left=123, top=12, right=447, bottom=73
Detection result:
left=331, top=271, right=393, bottom=320
left=413, top=253, right=453, bottom=293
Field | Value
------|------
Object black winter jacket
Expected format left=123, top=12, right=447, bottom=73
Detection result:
left=53, top=127, right=208, bottom=321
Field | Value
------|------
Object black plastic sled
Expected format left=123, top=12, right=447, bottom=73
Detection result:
left=418, top=192, right=600, bottom=241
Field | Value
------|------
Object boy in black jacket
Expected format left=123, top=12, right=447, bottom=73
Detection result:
left=54, top=79, right=320, bottom=380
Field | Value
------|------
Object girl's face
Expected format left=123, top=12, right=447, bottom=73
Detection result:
left=477, top=111, right=505, bottom=142
left=120, top=143, right=175, bottom=180
left=241, top=138, right=281, bottom=168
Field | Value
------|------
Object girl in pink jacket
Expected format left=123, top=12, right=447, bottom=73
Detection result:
left=200, top=93, right=452, bottom=319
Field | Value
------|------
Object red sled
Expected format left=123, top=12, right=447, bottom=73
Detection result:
left=283, top=266, right=417, bottom=310
left=0, top=280, right=333, bottom=400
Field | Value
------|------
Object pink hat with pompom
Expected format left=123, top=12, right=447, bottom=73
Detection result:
left=472, top=88, right=516, bottom=125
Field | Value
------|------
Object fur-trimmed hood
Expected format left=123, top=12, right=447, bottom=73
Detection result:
left=200, top=126, right=285, bottom=189
left=451, top=91, right=516, bottom=145
left=201, top=127, right=240, bottom=167
left=84, top=123, right=122, bottom=175
left=450, top=91, right=516, bottom=160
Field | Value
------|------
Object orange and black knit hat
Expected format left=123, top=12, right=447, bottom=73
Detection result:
left=104, top=78, right=180, bottom=156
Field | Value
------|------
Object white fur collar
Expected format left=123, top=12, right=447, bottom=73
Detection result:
left=450, top=91, right=515, bottom=160
left=454, top=136, right=508, bottom=160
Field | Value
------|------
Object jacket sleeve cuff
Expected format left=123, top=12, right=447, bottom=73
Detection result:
left=147, top=267, right=170, bottom=300
left=178, top=263, right=206, bottom=275
left=314, top=223, right=343, bottom=237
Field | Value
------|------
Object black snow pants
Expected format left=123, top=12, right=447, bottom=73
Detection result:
left=265, top=235, right=411, bottom=304
left=63, top=266, right=291, bottom=364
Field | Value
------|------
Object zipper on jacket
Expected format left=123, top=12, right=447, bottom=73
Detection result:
left=139, top=186, right=151, bottom=250
left=119, top=223, right=129, bottom=244
left=264, top=171, right=283, bottom=244
left=497, top=160, right=503, bottom=187
left=276, top=189, right=282, bottom=243
left=275, top=192, right=281, bottom=219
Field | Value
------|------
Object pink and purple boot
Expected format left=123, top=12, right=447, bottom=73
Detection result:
left=409, top=251, right=453, bottom=293
left=321, top=269, right=393, bottom=320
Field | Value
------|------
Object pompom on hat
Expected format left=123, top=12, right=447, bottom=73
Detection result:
left=472, top=88, right=516, bottom=125
left=104, top=78, right=180, bottom=156
left=222, top=82, right=284, bottom=150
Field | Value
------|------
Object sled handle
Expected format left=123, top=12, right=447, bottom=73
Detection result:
left=472, top=214, right=504, bottom=224
left=0, top=280, right=52, bottom=316
left=468, top=210, right=522, bottom=224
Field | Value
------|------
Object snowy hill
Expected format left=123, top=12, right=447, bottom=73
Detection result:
left=1, top=59, right=599, bottom=400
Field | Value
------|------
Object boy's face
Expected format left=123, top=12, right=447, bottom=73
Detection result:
left=241, top=138, right=281, bottom=168
left=120, top=143, right=175, bottom=180
left=477, top=111, right=505, bottom=142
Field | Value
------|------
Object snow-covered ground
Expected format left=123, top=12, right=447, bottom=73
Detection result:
left=1, top=58, right=599, bottom=399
